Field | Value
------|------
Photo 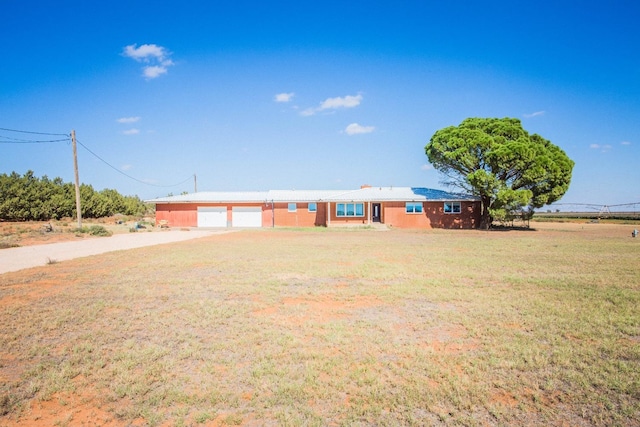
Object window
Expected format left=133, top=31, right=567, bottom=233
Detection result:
left=406, top=202, right=423, bottom=214
left=444, top=201, right=461, bottom=214
left=336, top=203, right=364, bottom=217
left=308, top=202, right=317, bottom=212
left=288, top=203, right=297, bottom=212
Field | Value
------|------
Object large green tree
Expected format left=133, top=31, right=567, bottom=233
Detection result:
left=425, top=117, right=574, bottom=229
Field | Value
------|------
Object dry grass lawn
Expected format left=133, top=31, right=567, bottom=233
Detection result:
left=0, top=222, right=639, bottom=426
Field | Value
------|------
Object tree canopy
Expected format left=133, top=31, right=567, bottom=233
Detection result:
left=425, top=117, right=574, bottom=228
left=0, top=170, right=148, bottom=221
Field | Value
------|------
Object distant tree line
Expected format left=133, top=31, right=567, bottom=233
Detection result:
left=0, top=171, right=148, bottom=221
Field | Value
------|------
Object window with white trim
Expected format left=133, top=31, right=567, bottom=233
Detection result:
left=444, top=201, right=461, bottom=214
left=405, top=202, right=423, bottom=214
left=308, top=202, right=317, bottom=212
left=336, top=203, right=364, bottom=217
left=288, top=203, right=297, bottom=212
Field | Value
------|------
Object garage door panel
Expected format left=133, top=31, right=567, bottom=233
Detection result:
left=197, top=207, right=227, bottom=227
left=232, top=207, right=262, bottom=228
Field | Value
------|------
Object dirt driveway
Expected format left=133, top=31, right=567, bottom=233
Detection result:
left=0, top=229, right=229, bottom=274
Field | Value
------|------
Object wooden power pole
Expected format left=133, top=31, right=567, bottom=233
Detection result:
left=194, top=173, right=197, bottom=193
left=71, top=130, right=82, bottom=228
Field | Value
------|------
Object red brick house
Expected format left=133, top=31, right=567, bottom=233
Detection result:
left=146, top=186, right=481, bottom=229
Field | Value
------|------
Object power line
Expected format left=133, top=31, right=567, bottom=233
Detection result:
left=0, top=127, right=69, bottom=137
left=76, top=139, right=194, bottom=188
left=1, top=125, right=194, bottom=189
left=0, top=135, right=70, bottom=144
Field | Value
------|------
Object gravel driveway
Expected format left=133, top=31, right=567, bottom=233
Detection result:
left=0, top=229, right=230, bottom=274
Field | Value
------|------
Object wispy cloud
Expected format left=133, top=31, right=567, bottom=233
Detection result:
left=344, top=123, right=374, bottom=135
left=117, top=116, right=140, bottom=124
left=274, top=92, right=295, bottom=102
left=301, top=93, right=363, bottom=116
left=321, top=94, right=362, bottom=110
left=523, top=111, right=545, bottom=118
left=123, top=43, right=175, bottom=79
left=122, top=129, right=140, bottom=135
left=590, top=143, right=612, bottom=152
left=121, top=164, right=133, bottom=171
left=421, top=164, right=433, bottom=171
left=621, top=141, right=632, bottom=145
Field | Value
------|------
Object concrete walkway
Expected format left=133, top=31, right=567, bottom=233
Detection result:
left=0, top=229, right=227, bottom=275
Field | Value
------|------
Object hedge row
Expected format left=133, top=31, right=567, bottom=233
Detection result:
left=0, top=171, right=148, bottom=221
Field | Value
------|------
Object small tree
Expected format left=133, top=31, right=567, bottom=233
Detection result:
left=425, top=117, right=574, bottom=229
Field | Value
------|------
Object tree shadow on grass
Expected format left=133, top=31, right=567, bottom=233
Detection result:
left=488, top=225, right=538, bottom=232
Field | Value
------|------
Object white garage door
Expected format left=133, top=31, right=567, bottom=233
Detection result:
left=232, top=207, right=262, bottom=228
left=197, top=207, right=227, bottom=227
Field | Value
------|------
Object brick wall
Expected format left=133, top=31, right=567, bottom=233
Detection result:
left=424, top=202, right=480, bottom=229
left=272, top=202, right=326, bottom=227
left=376, top=201, right=480, bottom=229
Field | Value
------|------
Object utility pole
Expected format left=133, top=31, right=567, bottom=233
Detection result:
left=71, top=130, right=82, bottom=228
left=194, top=173, right=197, bottom=193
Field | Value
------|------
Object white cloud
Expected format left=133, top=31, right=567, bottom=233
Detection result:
left=117, top=116, right=140, bottom=124
left=301, top=93, right=363, bottom=116
left=590, top=143, right=612, bottom=152
left=143, top=65, right=169, bottom=79
left=421, top=164, right=433, bottom=171
left=123, top=44, right=168, bottom=62
left=523, top=111, right=546, bottom=118
left=621, top=141, right=632, bottom=145
left=122, top=128, right=140, bottom=135
left=121, top=164, right=133, bottom=171
left=275, top=92, right=295, bottom=102
left=123, top=43, right=174, bottom=79
left=320, top=94, right=362, bottom=110
left=345, top=123, right=375, bottom=135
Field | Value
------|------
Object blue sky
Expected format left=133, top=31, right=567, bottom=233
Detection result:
left=1, top=1, right=639, bottom=209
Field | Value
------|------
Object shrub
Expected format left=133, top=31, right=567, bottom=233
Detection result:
left=74, top=225, right=112, bottom=237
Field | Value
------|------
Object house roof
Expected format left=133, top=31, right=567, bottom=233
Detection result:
left=146, top=187, right=477, bottom=204
left=324, top=187, right=476, bottom=202
left=266, top=190, right=345, bottom=202
left=147, top=191, right=269, bottom=203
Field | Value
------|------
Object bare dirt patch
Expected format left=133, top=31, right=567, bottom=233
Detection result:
left=0, top=218, right=139, bottom=248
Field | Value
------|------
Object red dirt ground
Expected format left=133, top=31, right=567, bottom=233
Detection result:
left=1, top=220, right=637, bottom=426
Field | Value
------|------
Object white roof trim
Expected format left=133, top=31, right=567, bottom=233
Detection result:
left=146, top=187, right=479, bottom=204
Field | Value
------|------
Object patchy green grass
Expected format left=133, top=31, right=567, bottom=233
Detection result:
left=0, top=222, right=639, bottom=426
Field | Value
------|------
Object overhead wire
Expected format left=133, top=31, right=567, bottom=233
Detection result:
left=1, top=126, right=194, bottom=189
left=0, top=127, right=71, bottom=143
left=0, top=135, right=70, bottom=144
left=0, top=127, right=70, bottom=137
left=76, top=139, right=194, bottom=188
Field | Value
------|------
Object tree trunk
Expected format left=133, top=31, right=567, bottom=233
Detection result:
left=479, top=196, right=492, bottom=230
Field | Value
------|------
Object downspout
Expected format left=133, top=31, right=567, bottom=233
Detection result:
left=271, top=200, right=275, bottom=228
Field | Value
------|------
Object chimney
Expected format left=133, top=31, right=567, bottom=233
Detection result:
left=360, top=184, right=372, bottom=189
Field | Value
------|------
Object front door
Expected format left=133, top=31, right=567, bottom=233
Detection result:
left=372, top=203, right=381, bottom=222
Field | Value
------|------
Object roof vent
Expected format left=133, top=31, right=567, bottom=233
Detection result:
left=360, top=184, right=372, bottom=189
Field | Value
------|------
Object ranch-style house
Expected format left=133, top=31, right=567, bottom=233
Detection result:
left=146, top=185, right=481, bottom=229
